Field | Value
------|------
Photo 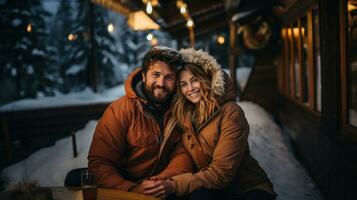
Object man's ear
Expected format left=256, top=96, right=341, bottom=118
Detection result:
left=141, top=72, right=146, bottom=83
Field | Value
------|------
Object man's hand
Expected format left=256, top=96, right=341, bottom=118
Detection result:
left=130, top=180, right=155, bottom=194
left=143, top=179, right=175, bottom=199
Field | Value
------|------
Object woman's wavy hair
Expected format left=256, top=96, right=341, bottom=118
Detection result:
left=172, top=63, right=220, bottom=130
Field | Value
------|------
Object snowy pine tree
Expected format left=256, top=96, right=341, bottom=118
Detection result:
left=50, top=0, right=77, bottom=93
left=0, top=0, right=53, bottom=99
left=93, top=5, right=120, bottom=90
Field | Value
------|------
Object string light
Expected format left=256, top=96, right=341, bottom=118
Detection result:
left=217, top=36, right=225, bottom=45
left=108, top=23, right=114, bottom=33
left=68, top=33, right=76, bottom=41
left=146, top=33, right=153, bottom=41
left=26, top=24, right=32, bottom=32
left=186, top=18, right=194, bottom=28
left=146, top=1, right=153, bottom=14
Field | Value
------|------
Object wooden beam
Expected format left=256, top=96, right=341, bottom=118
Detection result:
left=91, top=0, right=131, bottom=17
left=229, top=22, right=238, bottom=97
left=307, top=10, right=316, bottom=110
left=319, top=0, right=340, bottom=134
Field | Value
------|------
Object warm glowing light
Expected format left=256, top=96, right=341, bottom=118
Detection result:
left=146, top=33, right=153, bottom=41
left=151, top=37, right=158, bottom=46
left=180, top=6, right=187, bottom=14
left=348, top=3, right=357, bottom=12
left=217, top=36, right=225, bottom=45
left=281, top=28, right=286, bottom=37
left=186, top=18, right=194, bottom=28
left=293, top=27, right=299, bottom=37
left=287, top=28, right=292, bottom=37
left=108, top=23, right=114, bottom=33
left=146, top=1, right=153, bottom=14
left=68, top=33, right=76, bottom=41
left=26, top=24, right=32, bottom=32
left=127, top=11, right=160, bottom=30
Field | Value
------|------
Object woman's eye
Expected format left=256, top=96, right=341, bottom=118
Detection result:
left=180, top=83, right=187, bottom=88
left=192, top=78, right=199, bottom=83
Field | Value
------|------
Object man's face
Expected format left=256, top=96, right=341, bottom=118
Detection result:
left=142, top=61, right=176, bottom=104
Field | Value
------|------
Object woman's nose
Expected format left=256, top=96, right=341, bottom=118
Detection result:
left=187, top=83, right=194, bottom=91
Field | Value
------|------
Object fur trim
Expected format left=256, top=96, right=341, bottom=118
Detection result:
left=179, top=48, right=226, bottom=96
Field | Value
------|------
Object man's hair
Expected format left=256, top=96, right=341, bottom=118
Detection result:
left=141, top=46, right=182, bottom=74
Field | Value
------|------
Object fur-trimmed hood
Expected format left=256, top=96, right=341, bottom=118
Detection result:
left=179, top=48, right=236, bottom=102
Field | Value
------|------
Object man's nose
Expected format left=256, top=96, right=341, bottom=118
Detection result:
left=156, top=76, right=164, bottom=87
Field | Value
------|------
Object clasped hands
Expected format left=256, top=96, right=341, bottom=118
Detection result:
left=130, top=175, right=175, bottom=199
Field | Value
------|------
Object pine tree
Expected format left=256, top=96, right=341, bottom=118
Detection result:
left=93, top=5, right=120, bottom=90
left=0, top=0, right=52, bottom=98
left=66, top=0, right=90, bottom=92
left=50, top=0, right=77, bottom=93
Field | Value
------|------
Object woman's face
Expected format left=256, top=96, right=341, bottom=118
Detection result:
left=179, top=70, right=202, bottom=104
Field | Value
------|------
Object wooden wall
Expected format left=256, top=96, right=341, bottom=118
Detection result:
left=277, top=0, right=357, bottom=199
left=279, top=96, right=357, bottom=200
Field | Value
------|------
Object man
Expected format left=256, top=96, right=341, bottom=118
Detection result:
left=88, top=46, right=193, bottom=196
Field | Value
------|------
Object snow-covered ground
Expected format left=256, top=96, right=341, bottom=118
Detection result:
left=1, top=101, right=324, bottom=200
left=0, top=85, right=125, bottom=112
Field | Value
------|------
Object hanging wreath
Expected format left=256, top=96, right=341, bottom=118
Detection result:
left=238, top=16, right=272, bottom=50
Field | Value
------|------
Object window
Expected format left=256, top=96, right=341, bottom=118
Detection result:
left=279, top=6, right=321, bottom=113
left=292, top=21, right=301, bottom=99
left=313, top=7, right=322, bottom=112
left=339, top=0, right=357, bottom=142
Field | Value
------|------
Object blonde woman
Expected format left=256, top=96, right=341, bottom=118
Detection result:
left=144, top=49, right=276, bottom=200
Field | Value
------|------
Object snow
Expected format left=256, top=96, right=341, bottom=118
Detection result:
left=32, top=49, right=46, bottom=56
left=65, top=64, right=84, bottom=75
left=0, top=100, right=323, bottom=200
left=224, top=67, right=252, bottom=91
left=349, top=109, right=357, bottom=127
left=0, top=85, right=125, bottom=112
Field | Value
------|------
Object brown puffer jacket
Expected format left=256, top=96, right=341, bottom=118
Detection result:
left=88, top=68, right=194, bottom=191
left=171, top=49, right=276, bottom=199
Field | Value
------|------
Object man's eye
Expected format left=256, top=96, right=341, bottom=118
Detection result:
left=152, top=73, right=160, bottom=78
left=166, top=76, right=174, bottom=81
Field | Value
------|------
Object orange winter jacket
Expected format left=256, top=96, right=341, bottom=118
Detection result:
left=88, top=68, right=194, bottom=191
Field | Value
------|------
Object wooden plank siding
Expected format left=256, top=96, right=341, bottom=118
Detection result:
left=277, top=0, right=357, bottom=199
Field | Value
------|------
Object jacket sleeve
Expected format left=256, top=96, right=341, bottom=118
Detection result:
left=157, top=140, right=194, bottom=179
left=172, top=103, right=249, bottom=195
left=88, top=99, right=136, bottom=191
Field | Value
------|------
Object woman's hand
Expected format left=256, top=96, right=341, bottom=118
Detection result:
left=143, top=179, right=175, bottom=199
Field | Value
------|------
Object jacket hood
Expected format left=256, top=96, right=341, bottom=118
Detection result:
left=125, top=67, right=143, bottom=100
left=179, top=48, right=236, bottom=103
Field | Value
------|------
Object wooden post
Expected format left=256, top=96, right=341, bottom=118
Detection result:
left=88, top=0, right=98, bottom=92
left=229, top=21, right=238, bottom=98
left=1, top=117, right=12, bottom=164
left=71, top=131, right=78, bottom=158
left=189, top=28, right=195, bottom=47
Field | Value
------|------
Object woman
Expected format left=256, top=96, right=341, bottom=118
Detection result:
left=144, top=48, right=276, bottom=200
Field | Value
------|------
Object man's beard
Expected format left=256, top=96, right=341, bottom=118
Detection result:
left=144, top=83, right=175, bottom=104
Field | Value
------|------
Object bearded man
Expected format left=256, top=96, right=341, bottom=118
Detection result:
left=88, top=46, right=193, bottom=197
